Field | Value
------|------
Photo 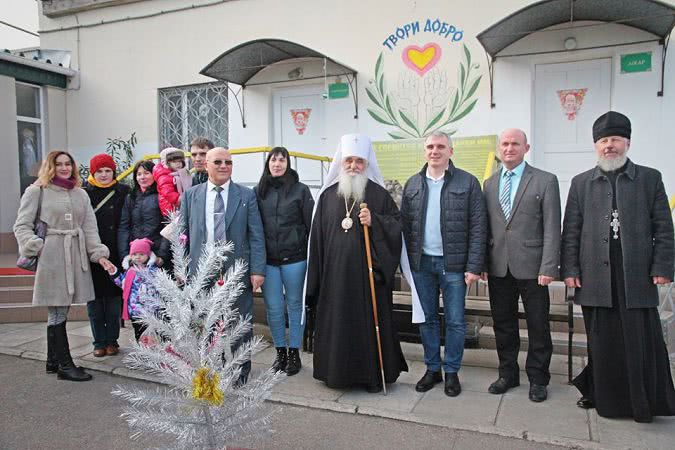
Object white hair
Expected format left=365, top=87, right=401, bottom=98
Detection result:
left=337, top=170, right=368, bottom=203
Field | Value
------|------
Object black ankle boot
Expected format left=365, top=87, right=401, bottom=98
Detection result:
left=272, top=347, right=287, bottom=373
left=54, top=322, right=92, bottom=382
left=286, top=348, right=302, bottom=376
left=46, top=325, right=57, bottom=373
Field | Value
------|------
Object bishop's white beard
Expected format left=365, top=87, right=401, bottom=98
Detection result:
left=337, top=171, right=368, bottom=204
left=597, top=154, right=627, bottom=172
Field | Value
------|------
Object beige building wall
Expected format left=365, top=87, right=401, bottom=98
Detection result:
left=35, top=0, right=675, bottom=196
left=44, top=86, right=68, bottom=151
left=0, top=75, right=22, bottom=250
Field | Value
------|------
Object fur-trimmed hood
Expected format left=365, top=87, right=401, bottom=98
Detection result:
left=121, top=251, right=158, bottom=270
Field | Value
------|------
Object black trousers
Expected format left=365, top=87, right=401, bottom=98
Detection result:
left=488, top=270, right=552, bottom=385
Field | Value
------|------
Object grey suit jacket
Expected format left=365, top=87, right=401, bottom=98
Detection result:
left=180, top=181, right=266, bottom=278
left=483, top=163, right=561, bottom=279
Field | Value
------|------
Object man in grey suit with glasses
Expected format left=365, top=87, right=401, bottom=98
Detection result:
left=180, top=147, right=266, bottom=381
left=482, top=129, right=561, bottom=402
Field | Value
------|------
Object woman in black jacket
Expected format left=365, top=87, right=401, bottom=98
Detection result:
left=118, top=160, right=169, bottom=268
left=254, top=147, right=314, bottom=375
left=84, top=154, right=130, bottom=357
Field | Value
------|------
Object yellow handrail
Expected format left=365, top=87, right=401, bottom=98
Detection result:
left=483, top=151, right=496, bottom=182
left=116, top=147, right=333, bottom=182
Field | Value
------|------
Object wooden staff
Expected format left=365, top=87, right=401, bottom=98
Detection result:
left=359, top=203, right=387, bottom=395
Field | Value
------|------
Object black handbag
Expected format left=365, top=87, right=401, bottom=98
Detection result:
left=16, top=187, right=47, bottom=272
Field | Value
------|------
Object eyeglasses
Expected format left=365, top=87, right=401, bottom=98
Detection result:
left=209, top=160, right=233, bottom=166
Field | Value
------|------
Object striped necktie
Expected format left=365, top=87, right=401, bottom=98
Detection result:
left=500, top=170, right=514, bottom=220
left=214, top=186, right=226, bottom=242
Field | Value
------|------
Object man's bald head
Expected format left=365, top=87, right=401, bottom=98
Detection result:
left=207, top=147, right=233, bottom=185
left=499, top=128, right=528, bottom=145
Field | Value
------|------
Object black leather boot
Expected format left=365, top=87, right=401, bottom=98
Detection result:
left=54, top=322, right=92, bottom=382
left=46, top=325, right=58, bottom=373
left=286, top=348, right=302, bottom=376
left=272, top=347, right=287, bottom=373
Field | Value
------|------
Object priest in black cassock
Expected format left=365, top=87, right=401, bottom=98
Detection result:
left=305, top=133, right=408, bottom=393
left=562, top=111, right=675, bottom=422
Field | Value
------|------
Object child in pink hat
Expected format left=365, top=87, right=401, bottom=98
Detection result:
left=107, top=238, right=160, bottom=342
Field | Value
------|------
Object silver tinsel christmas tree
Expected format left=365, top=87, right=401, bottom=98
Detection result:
left=112, top=213, right=281, bottom=449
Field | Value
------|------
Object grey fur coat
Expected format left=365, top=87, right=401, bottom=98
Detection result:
left=14, top=184, right=109, bottom=306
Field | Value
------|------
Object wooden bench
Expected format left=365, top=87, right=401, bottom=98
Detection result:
left=390, top=282, right=576, bottom=383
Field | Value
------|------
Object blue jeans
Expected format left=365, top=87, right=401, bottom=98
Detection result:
left=412, top=255, right=467, bottom=374
left=262, top=260, right=307, bottom=349
left=87, top=296, right=122, bottom=349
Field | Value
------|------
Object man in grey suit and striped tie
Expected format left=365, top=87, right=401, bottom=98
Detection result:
left=482, top=129, right=561, bottom=402
left=180, top=147, right=266, bottom=381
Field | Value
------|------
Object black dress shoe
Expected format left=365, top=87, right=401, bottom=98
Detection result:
left=415, top=370, right=442, bottom=392
left=488, top=377, right=520, bottom=394
left=576, top=396, right=594, bottom=409
left=444, top=372, right=461, bottom=397
left=365, top=383, right=383, bottom=393
left=529, top=384, right=548, bottom=402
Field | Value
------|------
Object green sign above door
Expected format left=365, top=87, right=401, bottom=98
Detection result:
left=620, top=52, right=652, bottom=74
left=328, top=82, right=349, bottom=99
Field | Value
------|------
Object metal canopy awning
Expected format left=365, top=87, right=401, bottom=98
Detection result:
left=477, top=0, right=675, bottom=57
left=200, top=39, right=358, bottom=127
left=477, top=0, right=675, bottom=105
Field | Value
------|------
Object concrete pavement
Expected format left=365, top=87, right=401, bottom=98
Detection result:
left=1, top=321, right=674, bottom=449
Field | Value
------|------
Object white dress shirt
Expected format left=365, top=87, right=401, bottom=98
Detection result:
left=205, top=179, right=230, bottom=244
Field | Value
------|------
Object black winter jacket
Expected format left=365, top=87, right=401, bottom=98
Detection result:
left=84, top=181, right=130, bottom=298
left=401, top=162, right=487, bottom=274
left=117, top=183, right=169, bottom=261
left=254, top=171, right=314, bottom=266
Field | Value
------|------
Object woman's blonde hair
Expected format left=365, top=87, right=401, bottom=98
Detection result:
left=35, top=151, right=81, bottom=187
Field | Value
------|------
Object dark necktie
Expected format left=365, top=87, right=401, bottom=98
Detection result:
left=214, top=186, right=226, bottom=242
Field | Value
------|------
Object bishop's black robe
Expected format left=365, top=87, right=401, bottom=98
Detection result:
left=572, top=166, right=675, bottom=422
left=306, top=181, right=408, bottom=389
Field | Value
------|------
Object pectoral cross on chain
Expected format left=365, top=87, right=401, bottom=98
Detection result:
left=610, top=210, right=620, bottom=239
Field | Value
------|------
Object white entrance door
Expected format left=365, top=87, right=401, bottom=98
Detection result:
left=533, top=59, right=611, bottom=206
left=272, top=85, right=326, bottom=189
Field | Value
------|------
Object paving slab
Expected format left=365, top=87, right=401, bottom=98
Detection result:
left=0, top=345, right=23, bottom=356
left=411, top=386, right=502, bottom=429
left=0, top=328, right=44, bottom=347
left=338, top=382, right=423, bottom=413
left=273, top=369, right=344, bottom=401
left=595, top=415, right=675, bottom=450
left=395, top=359, right=427, bottom=385
left=268, top=392, right=357, bottom=414
left=496, top=381, right=591, bottom=441
left=0, top=323, right=33, bottom=334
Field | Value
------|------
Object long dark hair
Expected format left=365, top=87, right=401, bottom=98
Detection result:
left=131, top=160, right=156, bottom=193
left=257, top=147, right=297, bottom=199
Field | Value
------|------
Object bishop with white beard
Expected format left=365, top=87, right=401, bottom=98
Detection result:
left=306, top=134, right=408, bottom=392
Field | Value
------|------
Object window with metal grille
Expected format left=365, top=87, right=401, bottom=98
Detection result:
left=158, top=82, right=228, bottom=150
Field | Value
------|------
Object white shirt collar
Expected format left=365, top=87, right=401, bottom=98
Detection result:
left=425, top=166, right=448, bottom=182
left=207, top=179, right=230, bottom=192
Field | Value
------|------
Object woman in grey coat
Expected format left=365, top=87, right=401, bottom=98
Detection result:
left=14, top=151, right=114, bottom=381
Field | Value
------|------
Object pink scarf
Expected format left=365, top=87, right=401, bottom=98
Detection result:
left=121, top=267, right=137, bottom=320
